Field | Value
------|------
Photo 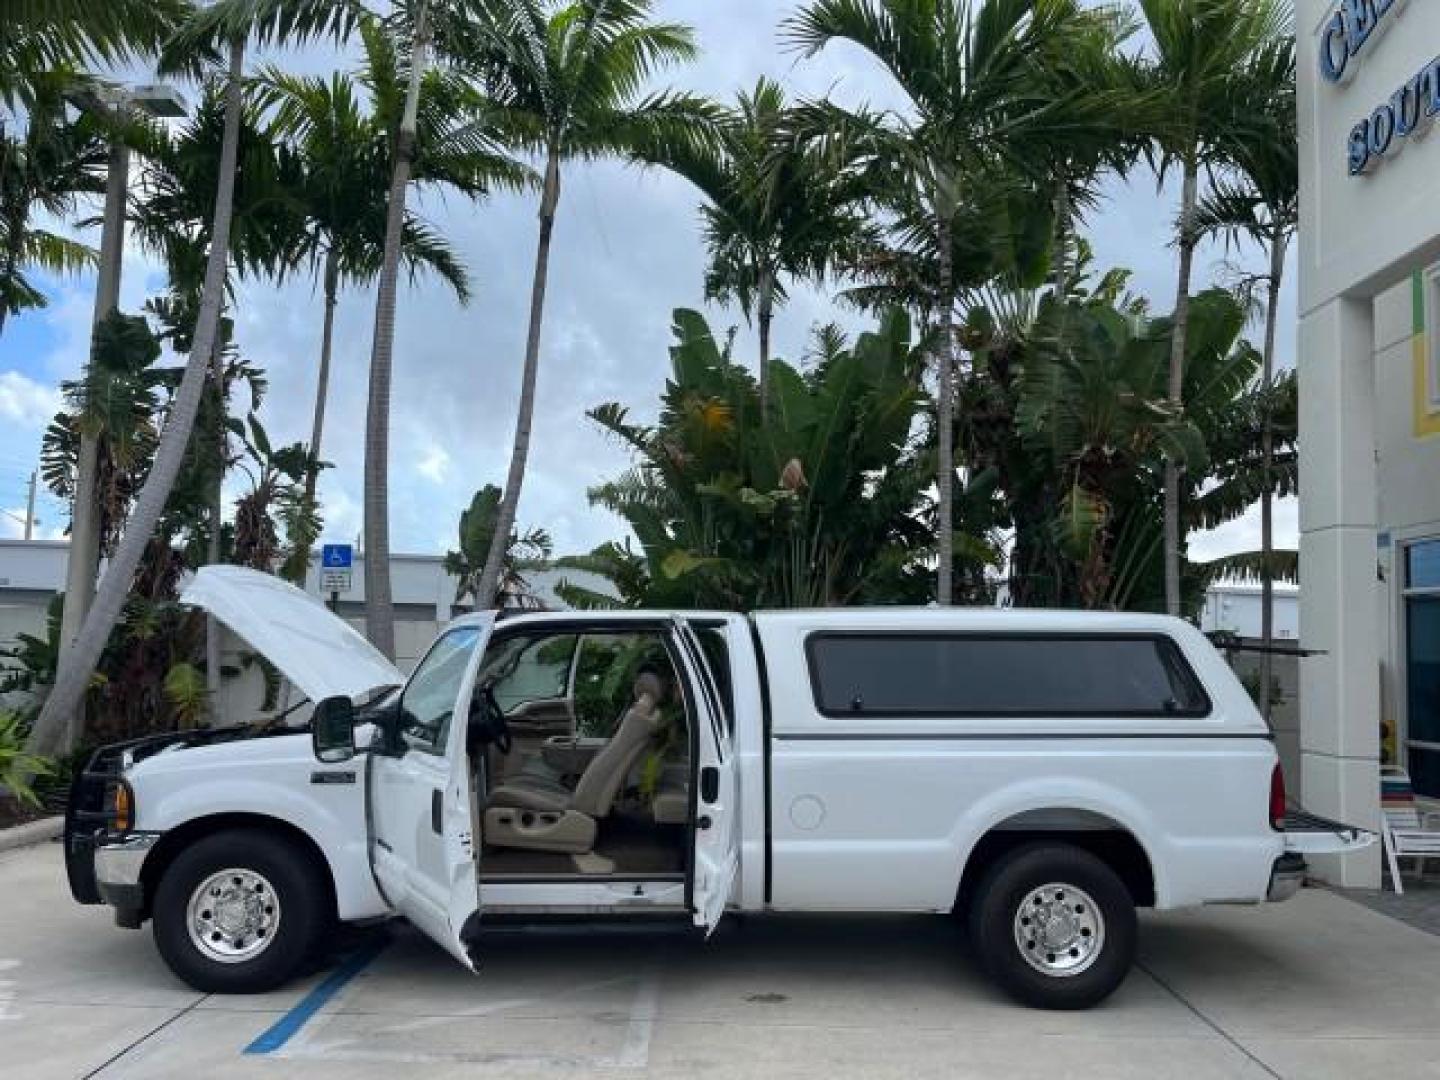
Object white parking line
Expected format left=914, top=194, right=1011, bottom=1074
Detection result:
left=614, top=965, right=661, bottom=1069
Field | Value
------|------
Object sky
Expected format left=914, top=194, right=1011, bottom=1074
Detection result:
left=0, top=0, right=1298, bottom=567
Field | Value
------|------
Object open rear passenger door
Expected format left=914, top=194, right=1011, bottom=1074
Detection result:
left=674, top=620, right=739, bottom=935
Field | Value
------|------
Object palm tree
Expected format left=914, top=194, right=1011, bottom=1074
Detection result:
left=444, top=484, right=553, bottom=608
left=657, top=77, right=870, bottom=405
left=456, top=0, right=715, bottom=613
left=786, top=0, right=1115, bottom=604
left=0, top=72, right=106, bottom=336
left=29, top=0, right=358, bottom=757
left=128, top=82, right=312, bottom=722
left=1138, top=0, right=1288, bottom=616
left=358, top=0, right=424, bottom=658
left=255, top=16, right=525, bottom=539
left=1194, top=35, right=1296, bottom=720
left=0, top=0, right=190, bottom=109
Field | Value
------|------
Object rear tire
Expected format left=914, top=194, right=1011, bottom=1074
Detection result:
left=153, top=829, right=330, bottom=993
left=967, top=843, right=1136, bottom=1010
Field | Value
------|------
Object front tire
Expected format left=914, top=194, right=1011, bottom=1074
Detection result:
left=152, top=829, right=329, bottom=993
left=968, top=843, right=1136, bottom=1010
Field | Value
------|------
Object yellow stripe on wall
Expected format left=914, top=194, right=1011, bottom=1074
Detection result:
left=1413, top=271, right=1440, bottom=438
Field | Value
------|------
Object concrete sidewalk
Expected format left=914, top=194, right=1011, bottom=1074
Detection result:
left=3, top=839, right=1439, bottom=1079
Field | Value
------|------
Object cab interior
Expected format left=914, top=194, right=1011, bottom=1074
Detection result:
left=470, top=629, right=696, bottom=880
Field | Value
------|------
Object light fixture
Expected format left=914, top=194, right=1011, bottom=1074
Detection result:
left=127, top=84, right=188, bottom=119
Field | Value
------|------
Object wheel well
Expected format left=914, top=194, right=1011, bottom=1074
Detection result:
left=138, top=813, right=337, bottom=922
left=956, top=811, right=1156, bottom=911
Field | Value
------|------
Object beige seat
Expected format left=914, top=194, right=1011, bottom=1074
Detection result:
left=651, top=763, right=690, bottom=825
left=484, top=673, right=666, bottom=854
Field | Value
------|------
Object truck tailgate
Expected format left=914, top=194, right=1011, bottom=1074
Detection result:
left=1282, top=809, right=1377, bottom=855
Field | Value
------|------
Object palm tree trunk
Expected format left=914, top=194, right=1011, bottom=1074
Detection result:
left=362, top=0, right=430, bottom=659
left=28, top=37, right=248, bottom=758
left=757, top=265, right=774, bottom=409
left=206, top=332, right=224, bottom=726
left=476, top=145, right=561, bottom=611
left=1051, top=174, right=1071, bottom=300
left=0, top=216, right=23, bottom=337
left=935, top=212, right=956, bottom=606
left=1163, top=160, right=1199, bottom=617
left=1258, top=222, right=1287, bottom=725
left=305, top=247, right=340, bottom=510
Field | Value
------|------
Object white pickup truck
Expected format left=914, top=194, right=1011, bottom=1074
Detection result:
left=65, top=567, right=1373, bottom=1009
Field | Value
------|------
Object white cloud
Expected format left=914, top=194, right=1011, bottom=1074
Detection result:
left=416, top=442, right=452, bottom=485
left=0, top=372, right=62, bottom=428
left=1190, top=498, right=1300, bottom=564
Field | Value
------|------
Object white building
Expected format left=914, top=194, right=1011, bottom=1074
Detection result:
left=0, top=538, right=614, bottom=721
left=1298, top=0, right=1440, bottom=884
left=1200, top=584, right=1300, bottom=640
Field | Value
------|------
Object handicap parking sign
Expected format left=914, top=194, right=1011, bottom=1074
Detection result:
left=320, top=544, right=353, bottom=594
left=322, top=544, right=353, bottom=569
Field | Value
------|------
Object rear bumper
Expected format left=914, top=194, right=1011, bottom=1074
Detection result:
left=1266, top=852, right=1307, bottom=902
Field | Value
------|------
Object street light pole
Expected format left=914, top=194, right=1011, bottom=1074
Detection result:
left=24, top=470, right=36, bottom=540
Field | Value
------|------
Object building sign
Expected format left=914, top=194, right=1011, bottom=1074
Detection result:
left=1319, top=0, right=1407, bottom=84
left=1346, top=56, right=1440, bottom=174
left=1317, top=0, right=1440, bottom=175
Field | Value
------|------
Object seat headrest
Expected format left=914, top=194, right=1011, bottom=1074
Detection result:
left=633, top=670, right=667, bottom=705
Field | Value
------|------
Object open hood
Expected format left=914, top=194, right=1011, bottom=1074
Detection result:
left=180, top=565, right=404, bottom=703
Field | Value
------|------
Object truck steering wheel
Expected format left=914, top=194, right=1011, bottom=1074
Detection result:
left=468, top=686, right=513, bottom=755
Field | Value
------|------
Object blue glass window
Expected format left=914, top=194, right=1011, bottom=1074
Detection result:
left=1407, top=540, right=1440, bottom=589
left=1407, top=596, right=1440, bottom=797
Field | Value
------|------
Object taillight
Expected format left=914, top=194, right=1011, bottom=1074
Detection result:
left=1269, top=763, right=1287, bottom=831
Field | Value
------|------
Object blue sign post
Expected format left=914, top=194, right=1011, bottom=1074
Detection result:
left=320, top=544, right=353, bottom=608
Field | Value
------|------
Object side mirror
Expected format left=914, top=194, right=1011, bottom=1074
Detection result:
left=311, top=696, right=357, bottom=763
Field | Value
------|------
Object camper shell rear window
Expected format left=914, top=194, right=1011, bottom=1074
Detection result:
left=805, top=632, right=1211, bottom=719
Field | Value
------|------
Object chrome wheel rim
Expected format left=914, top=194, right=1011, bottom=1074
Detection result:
left=186, top=868, right=281, bottom=964
left=1013, top=882, right=1104, bottom=977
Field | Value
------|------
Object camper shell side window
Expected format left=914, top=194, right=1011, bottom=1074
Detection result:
left=804, top=632, right=1211, bottom=719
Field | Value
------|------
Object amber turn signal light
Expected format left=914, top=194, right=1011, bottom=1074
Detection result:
left=111, top=782, right=133, bottom=832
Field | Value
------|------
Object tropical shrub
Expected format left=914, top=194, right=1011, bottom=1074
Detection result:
left=564, top=307, right=979, bottom=609
left=0, top=710, right=52, bottom=809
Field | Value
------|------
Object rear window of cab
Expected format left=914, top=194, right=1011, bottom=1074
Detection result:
left=805, top=633, right=1211, bottom=719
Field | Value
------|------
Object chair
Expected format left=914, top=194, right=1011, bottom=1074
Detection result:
left=1380, top=769, right=1440, bottom=894
left=482, top=672, right=667, bottom=854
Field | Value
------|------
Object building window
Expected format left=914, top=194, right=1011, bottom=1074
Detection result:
left=1430, top=272, right=1440, bottom=407
left=1403, top=539, right=1440, bottom=797
left=805, top=633, right=1210, bottom=719
left=1417, top=271, right=1440, bottom=437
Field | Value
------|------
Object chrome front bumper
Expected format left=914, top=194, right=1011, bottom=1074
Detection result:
left=94, top=831, right=161, bottom=888
left=93, top=832, right=162, bottom=924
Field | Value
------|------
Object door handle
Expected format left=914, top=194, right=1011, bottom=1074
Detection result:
left=431, top=788, right=443, bottom=834
left=700, top=766, right=719, bottom=803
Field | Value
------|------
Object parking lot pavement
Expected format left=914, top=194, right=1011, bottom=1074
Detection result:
left=5, top=839, right=1440, bottom=1080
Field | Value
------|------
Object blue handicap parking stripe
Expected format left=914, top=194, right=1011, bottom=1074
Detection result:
left=243, top=936, right=388, bottom=1055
